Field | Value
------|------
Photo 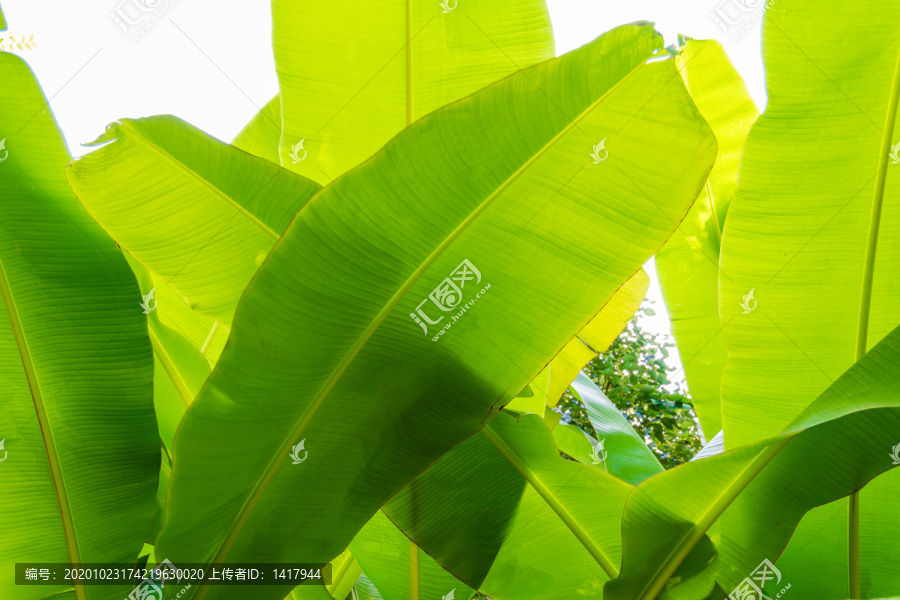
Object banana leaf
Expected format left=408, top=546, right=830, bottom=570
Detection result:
left=718, top=0, right=900, bottom=595
left=156, top=22, right=716, bottom=600
left=570, top=371, right=663, bottom=484
left=385, top=410, right=634, bottom=600
left=655, top=38, right=758, bottom=437
left=272, top=0, right=555, bottom=181
left=0, top=52, right=158, bottom=600
left=349, top=511, right=474, bottom=600
left=604, top=324, right=900, bottom=600
left=67, top=116, right=323, bottom=328
left=506, top=269, right=649, bottom=415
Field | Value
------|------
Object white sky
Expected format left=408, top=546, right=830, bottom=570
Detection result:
left=1, top=0, right=768, bottom=392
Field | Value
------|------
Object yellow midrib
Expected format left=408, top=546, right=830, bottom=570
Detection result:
left=635, top=439, right=790, bottom=600
left=148, top=325, right=194, bottom=407
left=0, top=255, right=85, bottom=600
left=193, top=52, right=657, bottom=600
left=327, top=552, right=355, bottom=596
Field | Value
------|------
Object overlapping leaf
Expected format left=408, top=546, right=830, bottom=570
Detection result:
left=0, top=53, right=158, bottom=600
left=272, top=0, right=555, bottom=182
left=718, top=0, right=900, bottom=594
left=349, top=511, right=474, bottom=600
left=157, top=22, right=716, bottom=600
left=67, top=116, right=322, bottom=327
left=605, top=325, right=900, bottom=600
left=508, top=269, right=650, bottom=414
left=654, top=38, right=758, bottom=437
left=386, top=411, right=634, bottom=600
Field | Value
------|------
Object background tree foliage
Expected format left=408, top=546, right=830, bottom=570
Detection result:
left=555, top=300, right=704, bottom=468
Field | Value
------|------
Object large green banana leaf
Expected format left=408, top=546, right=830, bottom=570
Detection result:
left=718, top=0, right=900, bottom=595
left=385, top=411, right=634, bottom=600
left=654, top=38, right=758, bottom=437
left=604, top=324, right=900, bottom=600
left=506, top=269, right=649, bottom=415
left=156, top=22, right=716, bottom=600
left=67, top=116, right=323, bottom=327
left=349, top=511, right=474, bottom=600
left=67, top=116, right=322, bottom=428
left=0, top=53, right=158, bottom=600
left=272, top=0, right=555, bottom=183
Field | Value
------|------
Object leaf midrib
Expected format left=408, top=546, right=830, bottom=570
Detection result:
left=115, top=121, right=279, bottom=241
left=848, top=43, right=900, bottom=599
left=0, top=254, right=85, bottom=600
left=194, top=52, right=657, bottom=599
left=634, top=439, right=790, bottom=600
left=481, top=423, right=620, bottom=579
left=327, top=552, right=356, bottom=596
left=148, top=325, right=193, bottom=407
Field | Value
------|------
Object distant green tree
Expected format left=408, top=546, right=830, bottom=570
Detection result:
left=555, top=300, right=703, bottom=468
